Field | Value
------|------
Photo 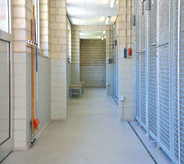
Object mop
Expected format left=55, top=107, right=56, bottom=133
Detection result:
left=30, top=5, right=40, bottom=144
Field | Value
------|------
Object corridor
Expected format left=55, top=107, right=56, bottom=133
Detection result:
left=2, top=89, right=154, bottom=164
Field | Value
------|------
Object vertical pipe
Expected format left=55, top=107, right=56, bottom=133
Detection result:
left=178, top=0, right=181, bottom=163
left=112, top=25, right=113, bottom=60
left=125, top=0, right=127, bottom=48
left=109, top=25, right=110, bottom=63
left=129, top=0, right=131, bottom=49
left=124, top=0, right=127, bottom=58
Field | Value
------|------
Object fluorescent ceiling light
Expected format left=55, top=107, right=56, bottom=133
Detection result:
left=101, top=36, right=104, bottom=40
left=110, top=0, right=116, bottom=8
left=106, top=17, right=110, bottom=25
left=103, top=31, right=106, bottom=34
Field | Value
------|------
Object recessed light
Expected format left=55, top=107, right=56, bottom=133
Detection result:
left=110, top=0, right=117, bottom=8
left=106, top=17, right=110, bottom=25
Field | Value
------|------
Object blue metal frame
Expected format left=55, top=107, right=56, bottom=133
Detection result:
left=177, top=0, right=181, bottom=163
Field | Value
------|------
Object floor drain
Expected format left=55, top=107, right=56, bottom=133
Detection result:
left=128, top=121, right=158, bottom=164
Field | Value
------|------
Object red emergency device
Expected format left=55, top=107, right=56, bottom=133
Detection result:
left=111, top=59, right=113, bottom=63
left=128, top=48, right=132, bottom=56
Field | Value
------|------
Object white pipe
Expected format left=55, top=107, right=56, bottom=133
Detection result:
left=109, top=25, right=110, bottom=60
left=125, top=0, right=127, bottom=48
left=129, top=0, right=131, bottom=48
left=121, top=101, right=123, bottom=119
left=111, top=25, right=113, bottom=59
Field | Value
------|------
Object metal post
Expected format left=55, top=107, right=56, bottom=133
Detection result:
left=156, top=0, right=160, bottom=149
left=178, top=0, right=181, bottom=163
left=169, top=0, right=174, bottom=161
left=145, top=6, right=149, bottom=136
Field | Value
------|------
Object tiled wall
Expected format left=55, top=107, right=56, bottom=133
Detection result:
left=13, top=0, right=52, bottom=149
left=106, top=25, right=115, bottom=95
left=40, top=0, right=50, bottom=57
left=13, top=0, right=28, bottom=149
left=71, top=64, right=80, bottom=84
left=71, top=25, right=106, bottom=85
left=80, top=39, right=106, bottom=66
left=67, top=63, right=71, bottom=99
left=80, top=66, right=106, bottom=88
left=67, top=17, right=72, bottom=99
left=51, top=59, right=67, bottom=120
left=26, top=55, right=51, bottom=145
left=49, top=0, right=67, bottom=120
left=50, top=0, right=66, bottom=59
left=106, top=64, right=114, bottom=95
left=118, top=0, right=133, bottom=120
left=80, top=39, right=106, bottom=88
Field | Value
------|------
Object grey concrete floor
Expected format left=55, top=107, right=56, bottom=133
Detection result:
left=2, top=88, right=155, bottom=164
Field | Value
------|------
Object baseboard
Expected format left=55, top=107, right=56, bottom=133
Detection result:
left=51, top=118, right=67, bottom=121
left=14, top=146, right=27, bottom=151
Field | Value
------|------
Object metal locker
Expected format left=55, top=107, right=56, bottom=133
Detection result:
left=148, top=0, right=157, bottom=141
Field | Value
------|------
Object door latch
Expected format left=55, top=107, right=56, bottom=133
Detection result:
left=152, top=43, right=158, bottom=48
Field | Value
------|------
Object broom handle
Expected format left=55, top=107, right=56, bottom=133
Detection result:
left=32, top=5, right=36, bottom=136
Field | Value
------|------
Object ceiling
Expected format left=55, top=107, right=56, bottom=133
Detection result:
left=80, top=31, right=106, bottom=39
left=66, top=0, right=118, bottom=25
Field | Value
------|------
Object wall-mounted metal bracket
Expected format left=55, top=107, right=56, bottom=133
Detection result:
left=28, top=40, right=37, bottom=46
left=132, top=15, right=136, bottom=26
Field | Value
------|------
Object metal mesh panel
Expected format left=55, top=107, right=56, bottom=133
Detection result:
left=140, top=1, right=145, bottom=50
left=158, top=0, right=169, bottom=43
left=157, top=0, right=170, bottom=152
left=173, top=0, right=179, bottom=161
left=135, top=0, right=139, bottom=52
left=135, top=0, right=140, bottom=120
left=158, top=44, right=170, bottom=151
left=180, top=0, right=184, bottom=163
left=135, top=53, right=140, bottom=119
left=140, top=52, right=146, bottom=126
left=148, top=1, right=157, bottom=138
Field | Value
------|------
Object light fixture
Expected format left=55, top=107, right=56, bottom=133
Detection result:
left=101, top=36, right=104, bottom=40
left=68, top=25, right=70, bottom=30
left=106, top=16, right=110, bottom=25
left=103, top=31, right=106, bottom=34
left=110, top=0, right=117, bottom=8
